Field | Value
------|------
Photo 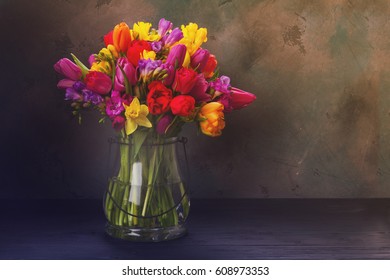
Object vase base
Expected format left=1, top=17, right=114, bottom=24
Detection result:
left=105, top=223, right=187, bottom=242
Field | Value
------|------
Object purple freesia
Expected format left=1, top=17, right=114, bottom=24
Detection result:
left=156, top=114, right=173, bottom=135
left=165, top=44, right=186, bottom=67
left=189, top=74, right=211, bottom=103
left=210, top=75, right=231, bottom=94
left=163, top=28, right=183, bottom=47
left=65, top=87, right=82, bottom=102
left=158, top=18, right=173, bottom=37
left=114, top=57, right=137, bottom=92
left=105, top=90, right=125, bottom=118
left=57, top=79, right=75, bottom=89
left=138, top=59, right=162, bottom=82
left=191, top=48, right=210, bottom=72
left=73, top=81, right=86, bottom=91
left=151, top=41, right=163, bottom=53
left=54, top=58, right=82, bottom=81
left=82, top=89, right=104, bottom=105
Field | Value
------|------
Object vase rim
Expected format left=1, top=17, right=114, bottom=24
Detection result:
left=109, top=135, right=186, bottom=146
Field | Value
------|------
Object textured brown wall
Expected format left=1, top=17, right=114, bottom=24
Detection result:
left=1, top=0, right=390, bottom=198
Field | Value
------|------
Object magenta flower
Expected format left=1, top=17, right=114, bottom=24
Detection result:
left=54, top=58, right=82, bottom=81
left=165, top=44, right=186, bottom=67
left=88, top=54, right=96, bottom=67
left=158, top=18, right=173, bottom=37
left=210, top=75, right=231, bottom=94
left=112, top=115, right=126, bottom=130
left=106, top=90, right=125, bottom=118
left=156, top=114, right=173, bottom=135
left=230, top=87, right=256, bottom=110
left=163, top=28, right=184, bottom=47
left=190, top=48, right=210, bottom=72
left=114, top=57, right=137, bottom=92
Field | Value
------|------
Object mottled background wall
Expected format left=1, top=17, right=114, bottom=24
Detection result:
left=1, top=0, right=390, bottom=199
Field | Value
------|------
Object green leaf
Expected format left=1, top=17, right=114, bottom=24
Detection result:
left=70, top=53, right=89, bottom=79
left=132, top=130, right=149, bottom=160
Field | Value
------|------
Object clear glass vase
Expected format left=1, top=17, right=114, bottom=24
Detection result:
left=103, top=133, right=190, bottom=242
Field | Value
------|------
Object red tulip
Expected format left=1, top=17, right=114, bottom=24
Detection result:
left=85, top=71, right=112, bottom=95
left=173, top=67, right=198, bottom=94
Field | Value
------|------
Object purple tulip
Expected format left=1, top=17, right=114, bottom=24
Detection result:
left=190, top=48, right=210, bottom=72
left=114, top=57, right=137, bottom=92
left=156, top=114, right=173, bottom=135
left=57, top=79, right=75, bottom=89
left=65, top=87, right=82, bottom=102
left=163, top=28, right=183, bottom=47
left=165, top=44, right=186, bottom=67
left=105, top=90, right=125, bottom=118
left=158, top=18, right=173, bottom=37
left=161, top=63, right=175, bottom=86
left=54, top=58, right=82, bottom=81
left=189, top=74, right=211, bottom=103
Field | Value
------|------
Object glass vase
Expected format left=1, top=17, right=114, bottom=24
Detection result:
left=103, top=133, right=190, bottom=242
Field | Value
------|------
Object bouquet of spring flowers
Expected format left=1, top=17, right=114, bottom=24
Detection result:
left=54, top=19, right=256, bottom=241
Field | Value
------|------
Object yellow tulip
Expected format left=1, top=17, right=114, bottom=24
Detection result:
left=124, top=97, right=152, bottom=135
left=198, top=102, right=225, bottom=137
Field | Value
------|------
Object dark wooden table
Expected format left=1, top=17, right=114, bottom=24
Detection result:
left=1, top=199, right=390, bottom=259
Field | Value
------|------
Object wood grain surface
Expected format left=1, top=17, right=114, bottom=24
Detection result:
left=1, top=199, right=390, bottom=259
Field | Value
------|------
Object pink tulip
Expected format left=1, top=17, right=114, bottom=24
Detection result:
left=57, top=79, right=76, bottom=89
left=230, top=87, right=256, bottom=110
left=54, top=58, right=82, bottom=81
left=114, top=57, right=137, bottom=92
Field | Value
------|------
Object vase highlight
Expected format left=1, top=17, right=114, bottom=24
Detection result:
left=103, top=133, right=190, bottom=242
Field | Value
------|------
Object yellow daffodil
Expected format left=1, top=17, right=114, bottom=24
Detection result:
left=179, top=23, right=207, bottom=56
left=133, top=21, right=160, bottom=41
left=141, top=50, right=156, bottom=60
left=124, top=97, right=152, bottom=135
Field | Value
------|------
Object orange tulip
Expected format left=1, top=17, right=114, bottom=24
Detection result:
left=113, top=22, right=132, bottom=53
left=198, top=102, right=225, bottom=137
